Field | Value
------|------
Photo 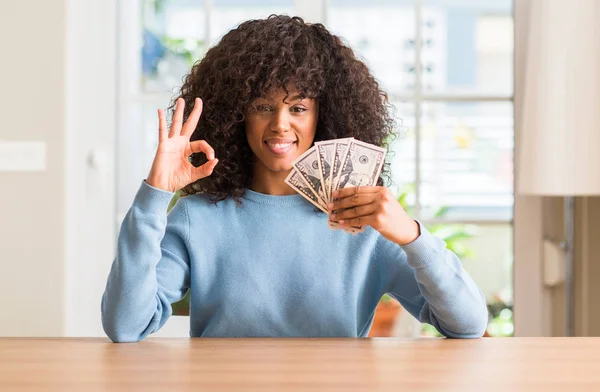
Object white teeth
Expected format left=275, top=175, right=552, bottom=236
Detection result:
left=268, top=142, right=293, bottom=148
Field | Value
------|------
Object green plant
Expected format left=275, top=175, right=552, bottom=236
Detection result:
left=167, top=190, right=181, bottom=212
left=161, top=37, right=206, bottom=67
left=486, top=294, right=514, bottom=337
left=149, top=0, right=167, bottom=13
left=396, top=184, right=515, bottom=337
left=143, top=0, right=206, bottom=78
left=396, top=183, right=477, bottom=260
left=380, top=293, right=394, bottom=302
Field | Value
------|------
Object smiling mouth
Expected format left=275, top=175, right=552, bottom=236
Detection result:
left=264, top=139, right=297, bottom=155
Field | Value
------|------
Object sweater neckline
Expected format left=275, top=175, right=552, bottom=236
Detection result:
left=242, top=188, right=307, bottom=206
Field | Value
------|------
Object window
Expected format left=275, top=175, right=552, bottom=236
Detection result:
left=119, top=0, right=514, bottom=337
left=328, top=0, right=514, bottom=336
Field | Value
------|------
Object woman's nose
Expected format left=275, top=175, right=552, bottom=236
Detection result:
left=269, top=109, right=291, bottom=133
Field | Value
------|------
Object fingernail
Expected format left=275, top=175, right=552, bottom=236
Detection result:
left=338, top=220, right=345, bottom=224
left=209, top=153, right=215, bottom=160
left=332, top=191, right=339, bottom=197
left=327, top=202, right=333, bottom=209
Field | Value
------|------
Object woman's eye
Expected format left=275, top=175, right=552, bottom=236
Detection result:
left=256, top=105, right=272, bottom=112
left=291, top=107, right=307, bottom=113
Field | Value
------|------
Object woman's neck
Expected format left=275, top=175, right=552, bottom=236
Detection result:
left=250, top=164, right=296, bottom=196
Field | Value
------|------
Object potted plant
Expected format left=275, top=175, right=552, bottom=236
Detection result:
left=368, top=294, right=401, bottom=337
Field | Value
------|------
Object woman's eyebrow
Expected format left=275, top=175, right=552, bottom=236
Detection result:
left=289, top=94, right=307, bottom=101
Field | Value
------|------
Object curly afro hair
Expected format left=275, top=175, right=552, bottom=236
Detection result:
left=175, top=15, right=397, bottom=202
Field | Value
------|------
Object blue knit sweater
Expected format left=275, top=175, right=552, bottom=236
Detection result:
left=101, top=181, right=488, bottom=342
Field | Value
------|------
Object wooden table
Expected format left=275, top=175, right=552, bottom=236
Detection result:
left=1, top=338, right=600, bottom=391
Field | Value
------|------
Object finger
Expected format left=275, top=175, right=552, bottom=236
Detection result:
left=186, top=140, right=215, bottom=160
left=330, top=203, right=377, bottom=221
left=192, top=158, right=218, bottom=180
left=337, top=215, right=373, bottom=228
left=182, top=98, right=203, bottom=137
left=170, top=98, right=185, bottom=138
left=332, top=186, right=380, bottom=200
left=328, top=193, right=375, bottom=211
left=158, top=109, right=168, bottom=143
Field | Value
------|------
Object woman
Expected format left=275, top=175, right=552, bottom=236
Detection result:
left=101, top=15, right=487, bottom=342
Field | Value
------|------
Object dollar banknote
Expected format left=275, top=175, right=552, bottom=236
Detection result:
left=284, top=168, right=328, bottom=213
left=285, top=137, right=386, bottom=235
left=292, top=146, right=328, bottom=205
left=315, top=141, right=335, bottom=203
left=334, top=139, right=385, bottom=192
left=329, top=138, right=354, bottom=194
left=331, top=139, right=386, bottom=233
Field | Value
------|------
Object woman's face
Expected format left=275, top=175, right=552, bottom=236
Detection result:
left=245, top=88, right=318, bottom=174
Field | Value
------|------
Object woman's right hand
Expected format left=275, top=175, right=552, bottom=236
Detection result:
left=147, top=97, right=218, bottom=193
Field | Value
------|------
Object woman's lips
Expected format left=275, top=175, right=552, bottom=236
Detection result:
left=264, top=139, right=297, bottom=155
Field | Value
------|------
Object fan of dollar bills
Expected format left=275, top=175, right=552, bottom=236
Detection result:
left=285, top=138, right=386, bottom=233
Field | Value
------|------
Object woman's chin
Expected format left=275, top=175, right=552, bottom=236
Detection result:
left=264, top=160, right=294, bottom=174
left=273, top=164, right=294, bottom=173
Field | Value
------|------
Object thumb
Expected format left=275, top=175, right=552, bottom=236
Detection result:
left=192, top=158, right=218, bottom=180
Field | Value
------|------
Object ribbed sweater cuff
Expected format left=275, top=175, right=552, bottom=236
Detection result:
left=133, top=180, right=177, bottom=214
left=401, top=220, right=444, bottom=269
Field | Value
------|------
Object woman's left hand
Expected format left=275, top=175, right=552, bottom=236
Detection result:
left=327, top=186, right=420, bottom=245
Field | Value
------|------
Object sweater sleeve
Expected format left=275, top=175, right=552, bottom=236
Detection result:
left=101, top=181, right=191, bottom=342
left=377, top=221, right=488, bottom=338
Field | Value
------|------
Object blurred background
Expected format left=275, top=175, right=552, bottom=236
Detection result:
left=1, top=0, right=598, bottom=338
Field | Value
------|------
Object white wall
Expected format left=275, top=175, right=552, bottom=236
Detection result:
left=0, top=1, right=67, bottom=336
left=0, top=0, right=116, bottom=336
